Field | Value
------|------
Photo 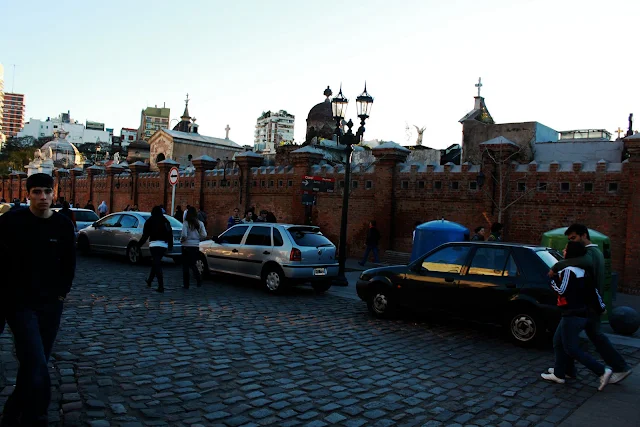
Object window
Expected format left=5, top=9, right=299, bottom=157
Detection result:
left=129, top=135, right=134, bottom=141
left=74, top=211, right=99, bottom=222
left=608, top=182, right=619, bottom=193
left=418, top=181, right=425, bottom=189
left=451, top=181, right=459, bottom=190
left=287, top=228, right=333, bottom=248
left=352, top=180, right=358, bottom=189
left=278, top=180, right=284, bottom=187
left=219, top=226, right=249, bottom=244
left=538, top=182, right=547, bottom=191
left=273, top=229, right=284, bottom=247
left=269, top=180, right=274, bottom=188
left=517, top=182, right=526, bottom=192
left=434, top=181, right=442, bottom=190
left=245, top=226, right=272, bottom=246
left=561, top=182, right=570, bottom=192
left=468, top=247, right=517, bottom=277
left=584, top=182, right=593, bottom=192
left=339, top=180, right=345, bottom=189
left=118, top=215, right=139, bottom=229
left=212, top=181, right=216, bottom=187
left=421, top=245, right=471, bottom=274
left=366, top=180, right=373, bottom=189
left=288, top=180, right=293, bottom=187
left=401, top=181, right=409, bottom=189
left=97, top=214, right=122, bottom=227
left=261, top=180, right=266, bottom=187
left=469, top=181, right=477, bottom=190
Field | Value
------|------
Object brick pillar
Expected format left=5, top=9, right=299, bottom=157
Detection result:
left=481, top=141, right=519, bottom=237
left=86, top=165, right=102, bottom=206
left=10, top=172, right=27, bottom=202
left=70, top=168, right=83, bottom=205
left=192, top=155, right=217, bottom=211
left=623, top=135, right=640, bottom=292
left=157, top=159, right=180, bottom=211
left=235, top=152, right=264, bottom=213
left=129, top=161, right=149, bottom=207
left=106, top=164, right=124, bottom=212
left=0, top=175, right=7, bottom=201
left=372, top=143, right=410, bottom=255
left=54, top=169, right=69, bottom=202
left=290, top=147, right=324, bottom=225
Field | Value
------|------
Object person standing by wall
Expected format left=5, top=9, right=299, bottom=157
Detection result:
left=173, top=205, right=184, bottom=223
left=227, top=208, right=243, bottom=229
left=487, top=222, right=503, bottom=241
left=138, top=206, right=173, bottom=293
left=359, top=220, right=381, bottom=266
left=84, top=200, right=95, bottom=212
left=197, top=205, right=208, bottom=229
left=97, top=200, right=108, bottom=218
left=471, top=226, right=486, bottom=241
left=0, top=173, right=76, bottom=427
left=181, top=207, right=207, bottom=289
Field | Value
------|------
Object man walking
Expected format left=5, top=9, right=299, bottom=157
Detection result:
left=0, top=173, right=76, bottom=427
left=359, top=220, right=381, bottom=266
left=549, top=224, right=632, bottom=384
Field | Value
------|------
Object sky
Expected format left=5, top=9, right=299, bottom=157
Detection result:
left=1, top=0, right=639, bottom=149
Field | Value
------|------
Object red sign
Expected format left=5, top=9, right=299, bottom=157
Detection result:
left=168, top=167, right=179, bottom=186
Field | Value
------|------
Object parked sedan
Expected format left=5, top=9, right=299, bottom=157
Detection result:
left=77, top=211, right=183, bottom=264
left=356, top=242, right=563, bottom=346
left=52, top=207, right=99, bottom=232
left=197, top=224, right=338, bottom=294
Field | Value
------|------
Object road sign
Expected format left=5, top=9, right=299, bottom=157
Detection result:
left=301, top=175, right=335, bottom=193
left=168, top=167, right=179, bottom=186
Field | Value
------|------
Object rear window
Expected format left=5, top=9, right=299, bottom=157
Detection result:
left=536, top=250, right=563, bottom=268
left=287, top=228, right=333, bottom=247
left=75, top=211, right=99, bottom=222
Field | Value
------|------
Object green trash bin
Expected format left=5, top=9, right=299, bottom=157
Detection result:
left=541, top=227, right=613, bottom=322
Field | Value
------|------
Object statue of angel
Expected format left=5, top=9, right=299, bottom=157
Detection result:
left=34, top=148, right=43, bottom=161
left=105, top=151, right=110, bottom=161
left=113, top=152, right=121, bottom=165
left=413, top=125, right=426, bottom=146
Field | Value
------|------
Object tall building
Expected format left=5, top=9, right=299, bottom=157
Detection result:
left=120, top=127, right=138, bottom=147
left=2, top=93, right=26, bottom=138
left=254, top=110, right=294, bottom=153
left=138, top=105, right=170, bottom=140
left=18, top=111, right=111, bottom=145
left=0, top=64, right=5, bottom=144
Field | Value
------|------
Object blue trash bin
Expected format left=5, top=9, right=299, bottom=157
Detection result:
left=410, top=219, right=470, bottom=262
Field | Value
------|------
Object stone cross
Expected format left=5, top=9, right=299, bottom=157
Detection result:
left=475, top=77, right=483, bottom=97
left=616, top=127, right=625, bottom=138
left=185, top=93, right=189, bottom=106
left=225, top=124, right=230, bottom=139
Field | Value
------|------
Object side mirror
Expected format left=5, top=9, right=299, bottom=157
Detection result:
left=92, top=222, right=99, bottom=228
left=212, top=236, right=220, bottom=244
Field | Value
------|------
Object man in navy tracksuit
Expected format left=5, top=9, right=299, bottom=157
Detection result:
left=0, top=173, right=76, bottom=427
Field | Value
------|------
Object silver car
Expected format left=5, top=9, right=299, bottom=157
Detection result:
left=77, top=211, right=183, bottom=264
left=197, top=224, right=338, bottom=294
left=52, top=207, right=99, bottom=232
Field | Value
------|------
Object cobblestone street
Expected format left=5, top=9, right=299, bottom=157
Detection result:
left=2, top=256, right=640, bottom=427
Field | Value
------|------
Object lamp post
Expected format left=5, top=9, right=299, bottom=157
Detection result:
left=332, top=84, right=374, bottom=286
left=219, top=157, right=244, bottom=204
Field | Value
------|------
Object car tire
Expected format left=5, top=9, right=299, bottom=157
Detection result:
left=312, top=281, right=332, bottom=294
left=505, top=308, right=543, bottom=347
left=263, top=266, right=287, bottom=294
left=195, top=253, right=210, bottom=279
left=127, top=243, right=142, bottom=265
left=366, top=285, right=395, bottom=318
left=78, top=235, right=91, bottom=256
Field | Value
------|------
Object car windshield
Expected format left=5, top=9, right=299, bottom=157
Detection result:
left=287, top=228, right=333, bottom=247
left=75, top=211, right=99, bottom=222
left=536, top=249, right=563, bottom=268
left=139, top=213, right=183, bottom=228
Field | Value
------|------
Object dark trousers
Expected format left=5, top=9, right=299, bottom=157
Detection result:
left=584, top=312, right=629, bottom=372
left=553, top=316, right=605, bottom=379
left=361, top=245, right=380, bottom=264
left=147, top=247, right=167, bottom=289
left=3, top=300, right=64, bottom=425
left=181, top=246, right=201, bottom=288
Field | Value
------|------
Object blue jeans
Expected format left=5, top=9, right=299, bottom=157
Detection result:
left=361, top=246, right=380, bottom=264
left=3, top=300, right=64, bottom=425
left=553, top=316, right=605, bottom=379
left=585, top=312, right=630, bottom=372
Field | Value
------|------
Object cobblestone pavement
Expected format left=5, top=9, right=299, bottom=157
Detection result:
left=2, top=256, right=640, bottom=427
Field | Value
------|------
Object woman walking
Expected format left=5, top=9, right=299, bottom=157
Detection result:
left=180, top=206, right=207, bottom=289
left=138, top=206, right=173, bottom=293
left=541, top=241, right=610, bottom=390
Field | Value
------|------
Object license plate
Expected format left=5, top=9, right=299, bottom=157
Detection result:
left=314, top=268, right=327, bottom=276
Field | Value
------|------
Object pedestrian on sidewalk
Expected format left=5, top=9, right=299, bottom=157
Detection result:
left=471, top=226, right=486, bottom=241
left=138, top=206, right=173, bottom=293
left=59, top=201, right=77, bottom=232
left=541, top=241, right=612, bottom=391
left=197, top=205, right=208, bottom=228
left=97, top=200, right=108, bottom=218
left=359, top=220, right=381, bottom=266
left=242, top=210, right=254, bottom=223
left=180, top=207, right=207, bottom=289
left=487, top=222, right=503, bottom=241
left=548, top=224, right=632, bottom=384
left=173, top=205, right=184, bottom=223
left=0, top=173, right=76, bottom=427
left=227, top=207, right=243, bottom=229
left=84, top=199, right=95, bottom=212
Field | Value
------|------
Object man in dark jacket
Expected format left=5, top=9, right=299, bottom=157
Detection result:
left=359, top=220, right=381, bottom=266
left=0, top=173, right=76, bottom=427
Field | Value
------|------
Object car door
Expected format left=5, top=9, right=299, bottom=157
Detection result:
left=458, top=246, right=522, bottom=317
left=401, top=244, right=471, bottom=312
left=206, top=225, right=249, bottom=274
left=237, top=225, right=273, bottom=278
left=91, top=214, right=122, bottom=251
left=113, top=214, right=140, bottom=254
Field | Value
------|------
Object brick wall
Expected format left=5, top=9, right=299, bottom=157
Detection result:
left=3, top=141, right=640, bottom=293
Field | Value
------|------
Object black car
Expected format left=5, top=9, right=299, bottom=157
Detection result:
left=356, top=242, right=563, bottom=346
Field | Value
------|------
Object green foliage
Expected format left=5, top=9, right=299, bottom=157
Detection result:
left=0, top=136, right=40, bottom=174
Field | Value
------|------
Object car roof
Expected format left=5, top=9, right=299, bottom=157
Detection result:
left=447, top=241, right=553, bottom=251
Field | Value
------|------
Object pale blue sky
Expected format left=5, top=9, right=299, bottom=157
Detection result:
left=2, top=0, right=638, bottom=148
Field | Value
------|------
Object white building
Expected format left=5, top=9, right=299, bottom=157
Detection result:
left=18, top=112, right=111, bottom=145
left=120, top=127, right=138, bottom=148
left=254, top=110, right=294, bottom=153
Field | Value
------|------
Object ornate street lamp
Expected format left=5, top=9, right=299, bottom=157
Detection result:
left=332, top=83, right=374, bottom=286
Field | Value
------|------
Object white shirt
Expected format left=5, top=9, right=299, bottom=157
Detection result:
left=181, top=220, right=207, bottom=247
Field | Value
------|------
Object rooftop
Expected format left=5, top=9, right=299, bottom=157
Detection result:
left=162, top=129, right=242, bottom=149
left=143, top=107, right=171, bottom=118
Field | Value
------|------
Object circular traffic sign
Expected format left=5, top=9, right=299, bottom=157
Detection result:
left=168, top=167, right=179, bottom=186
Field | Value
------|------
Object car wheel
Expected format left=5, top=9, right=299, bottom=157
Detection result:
left=78, top=235, right=90, bottom=256
left=195, top=253, right=209, bottom=279
left=366, top=286, right=395, bottom=318
left=506, top=309, right=542, bottom=347
left=127, top=243, right=142, bottom=265
left=312, top=281, right=332, bottom=294
left=263, top=266, right=287, bottom=294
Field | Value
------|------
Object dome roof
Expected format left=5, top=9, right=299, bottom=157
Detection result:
left=128, top=139, right=150, bottom=149
left=39, top=134, right=81, bottom=168
left=40, top=139, right=80, bottom=156
left=307, top=99, right=333, bottom=122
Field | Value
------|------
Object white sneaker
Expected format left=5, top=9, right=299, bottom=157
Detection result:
left=609, top=370, right=632, bottom=385
left=598, top=368, right=613, bottom=391
left=541, top=373, right=566, bottom=384
left=547, top=368, right=574, bottom=379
